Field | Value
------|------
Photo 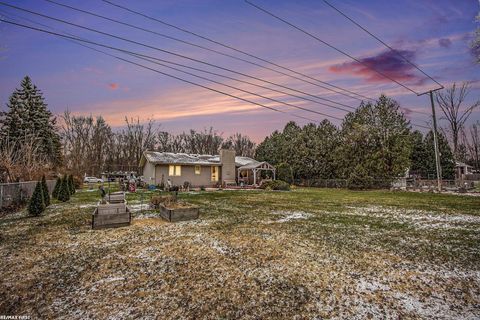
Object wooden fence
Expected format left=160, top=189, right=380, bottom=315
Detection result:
left=0, top=180, right=56, bottom=208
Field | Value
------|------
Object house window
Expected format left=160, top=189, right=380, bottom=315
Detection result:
left=195, top=165, right=201, bottom=175
left=211, top=166, right=219, bottom=182
left=169, top=165, right=181, bottom=176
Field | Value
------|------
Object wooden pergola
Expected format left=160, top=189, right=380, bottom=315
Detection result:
left=237, top=161, right=276, bottom=186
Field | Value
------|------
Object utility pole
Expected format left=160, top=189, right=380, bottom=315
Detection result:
left=429, top=91, right=442, bottom=192
left=418, top=87, right=444, bottom=192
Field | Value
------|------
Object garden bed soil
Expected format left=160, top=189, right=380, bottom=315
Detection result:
left=159, top=203, right=199, bottom=222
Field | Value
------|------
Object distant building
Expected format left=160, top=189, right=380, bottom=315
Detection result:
left=139, top=149, right=275, bottom=187
left=455, top=161, right=474, bottom=179
left=455, top=161, right=480, bottom=183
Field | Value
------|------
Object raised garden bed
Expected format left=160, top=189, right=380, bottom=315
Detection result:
left=105, top=192, right=126, bottom=204
left=159, top=203, right=199, bottom=222
left=92, top=201, right=131, bottom=229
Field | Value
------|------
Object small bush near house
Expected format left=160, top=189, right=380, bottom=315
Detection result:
left=52, top=177, right=61, bottom=199
left=57, top=176, right=71, bottom=202
left=276, top=162, right=294, bottom=184
left=41, top=175, right=50, bottom=207
left=200, top=186, right=206, bottom=191
left=68, top=174, right=76, bottom=194
left=260, top=180, right=290, bottom=191
left=28, top=181, right=45, bottom=216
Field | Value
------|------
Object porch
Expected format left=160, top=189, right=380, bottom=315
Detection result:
left=237, top=161, right=276, bottom=186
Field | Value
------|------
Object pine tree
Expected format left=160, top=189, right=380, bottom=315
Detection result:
left=28, top=181, right=45, bottom=216
left=57, top=176, right=70, bottom=202
left=68, top=174, right=76, bottom=194
left=0, top=76, right=62, bottom=167
left=52, top=177, right=62, bottom=199
left=409, top=130, right=428, bottom=177
left=336, top=95, right=412, bottom=187
left=424, top=131, right=455, bottom=179
left=41, top=174, right=50, bottom=207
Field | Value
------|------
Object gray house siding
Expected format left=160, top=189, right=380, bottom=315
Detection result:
left=154, top=164, right=220, bottom=187
left=142, top=161, right=156, bottom=185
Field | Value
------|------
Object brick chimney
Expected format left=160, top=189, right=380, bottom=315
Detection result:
left=220, top=149, right=236, bottom=184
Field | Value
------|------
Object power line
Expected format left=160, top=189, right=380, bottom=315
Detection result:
left=0, top=9, right=431, bottom=130
left=244, top=0, right=422, bottom=95
left=0, top=16, right=341, bottom=120
left=0, top=19, right=322, bottom=124
left=0, top=1, right=358, bottom=113
left=41, top=0, right=353, bottom=112
left=131, top=53, right=353, bottom=113
left=322, top=0, right=443, bottom=90
left=44, top=0, right=369, bottom=103
left=100, top=0, right=373, bottom=102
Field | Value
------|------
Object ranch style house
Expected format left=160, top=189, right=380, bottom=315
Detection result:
left=139, top=149, right=276, bottom=187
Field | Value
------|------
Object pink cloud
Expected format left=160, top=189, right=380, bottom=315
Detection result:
left=108, top=83, right=119, bottom=90
left=329, top=49, right=426, bottom=85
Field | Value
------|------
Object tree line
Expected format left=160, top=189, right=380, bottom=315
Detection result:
left=256, top=92, right=479, bottom=187
left=1, top=76, right=479, bottom=185
left=0, top=76, right=257, bottom=181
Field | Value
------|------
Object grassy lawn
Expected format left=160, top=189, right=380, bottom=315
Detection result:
left=0, top=187, right=479, bottom=319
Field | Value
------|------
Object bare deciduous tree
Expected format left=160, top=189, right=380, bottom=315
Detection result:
left=436, top=82, right=480, bottom=159
left=469, top=121, right=480, bottom=169
left=0, top=134, right=48, bottom=182
left=61, top=111, right=114, bottom=176
left=472, top=12, right=480, bottom=63
left=222, top=133, right=256, bottom=157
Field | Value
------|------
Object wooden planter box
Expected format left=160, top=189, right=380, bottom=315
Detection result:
left=106, top=192, right=126, bottom=204
left=92, top=202, right=131, bottom=229
left=159, top=204, right=199, bottom=222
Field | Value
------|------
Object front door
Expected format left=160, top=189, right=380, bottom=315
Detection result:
left=211, top=166, right=219, bottom=182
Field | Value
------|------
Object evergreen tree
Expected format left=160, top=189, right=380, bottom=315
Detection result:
left=68, top=174, right=76, bottom=194
left=52, top=177, right=62, bottom=199
left=0, top=76, right=62, bottom=167
left=424, top=131, right=455, bottom=179
left=276, top=163, right=294, bottom=184
left=28, top=181, right=45, bottom=216
left=41, top=174, right=50, bottom=207
left=336, top=95, right=412, bottom=188
left=255, top=120, right=339, bottom=181
left=57, top=176, right=70, bottom=202
left=409, top=130, right=428, bottom=177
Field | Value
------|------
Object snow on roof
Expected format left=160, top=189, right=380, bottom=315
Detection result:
left=455, top=161, right=473, bottom=168
left=239, top=161, right=275, bottom=170
left=143, top=151, right=219, bottom=165
left=235, top=156, right=260, bottom=167
left=142, top=151, right=259, bottom=167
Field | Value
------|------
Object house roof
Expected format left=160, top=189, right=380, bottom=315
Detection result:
left=455, top=161, right=473, bottom=168
left=140, top=151, right=260, bottom=167
left=239, top=161, right=275, bottom=170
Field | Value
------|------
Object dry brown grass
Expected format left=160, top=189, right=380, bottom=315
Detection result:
left=0, top=187, right=479, bottom=319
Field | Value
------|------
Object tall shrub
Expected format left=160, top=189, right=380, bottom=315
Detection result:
left=57, top=176, right=70, bottom=202
left=28, top=181, right=45, bottom=216
left=276, top=163, right=294, bottom=184
left=52, top=177, right=61, bottom=199
left=41, top=174, right=50, bottom=207
left=68, top=174, right=75, bottom=194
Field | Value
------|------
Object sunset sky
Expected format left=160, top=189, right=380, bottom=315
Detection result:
left=1, top=0, right=479, bottom=142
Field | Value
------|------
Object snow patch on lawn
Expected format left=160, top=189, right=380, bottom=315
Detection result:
left=79, top=204, right=96, bottom=209
left=128, top=204, right=150, bottom=212
left=344, top=205, right=480, bottom=230
left=271, top=210, right=312, bottom=223
left=356, top=279, right=390, bottom=292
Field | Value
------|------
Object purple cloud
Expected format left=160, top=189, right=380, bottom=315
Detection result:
left=329, top=49, right=425, bottom=85
left=438, top=38, right=452, bottom=48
